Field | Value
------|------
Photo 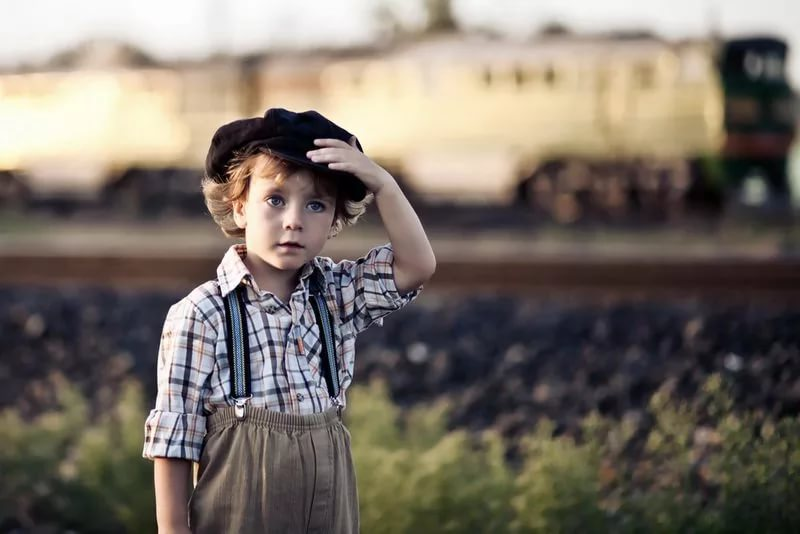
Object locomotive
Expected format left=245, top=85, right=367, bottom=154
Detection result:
left=315, top=34, right=797, bottom=220
left=0, top=33, right=795, bottom=220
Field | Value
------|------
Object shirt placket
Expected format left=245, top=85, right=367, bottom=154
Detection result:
left=257, top=291, right=291, bottom=412
left=285, top=293, right=313, bottom=413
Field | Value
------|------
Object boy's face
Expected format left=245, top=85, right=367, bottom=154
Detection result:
left=233, top=163, right=336, bottom=273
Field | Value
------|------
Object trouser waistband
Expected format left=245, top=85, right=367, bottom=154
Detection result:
left=207, top=405, right=341, bottom=434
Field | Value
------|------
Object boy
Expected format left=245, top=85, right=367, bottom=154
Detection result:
left=143, top=108, right=435, bottom=533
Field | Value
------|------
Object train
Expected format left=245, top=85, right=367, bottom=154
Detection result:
left=0, top=33, right=796, bottom=221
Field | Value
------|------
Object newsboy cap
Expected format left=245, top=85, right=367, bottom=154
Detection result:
left=205, top=108, right=368, bottom=201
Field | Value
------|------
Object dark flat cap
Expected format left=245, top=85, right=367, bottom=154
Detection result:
left=205, top=108, right=368, bottom=201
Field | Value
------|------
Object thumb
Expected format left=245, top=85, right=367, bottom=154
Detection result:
left=348, top=135, right=359, bottom=148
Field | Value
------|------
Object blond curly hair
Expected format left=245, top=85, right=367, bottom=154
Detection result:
left=202, top=147, right=371, bottom=238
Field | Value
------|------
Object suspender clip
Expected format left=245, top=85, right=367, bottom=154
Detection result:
left=234, top=396, right=252, bottom=421
left=332, top=396, right=343, bottom=418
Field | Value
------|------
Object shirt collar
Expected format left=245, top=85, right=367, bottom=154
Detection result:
left=216, top=244, right=321, bottom=298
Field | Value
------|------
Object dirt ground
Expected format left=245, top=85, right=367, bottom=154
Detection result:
left=0, top=210, right=798, bottom=260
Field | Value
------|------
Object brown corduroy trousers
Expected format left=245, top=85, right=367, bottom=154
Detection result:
left=188, top=406, right=359, bottom=534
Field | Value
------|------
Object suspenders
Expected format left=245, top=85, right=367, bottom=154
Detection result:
left=224, top=272, right=340, bottom=420
left=308, top=273, right=340, bottom=401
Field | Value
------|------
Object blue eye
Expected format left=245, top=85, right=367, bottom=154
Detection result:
left=307, top=200, right=326, bottom=212
left=266, top=195, right=284, bottom=207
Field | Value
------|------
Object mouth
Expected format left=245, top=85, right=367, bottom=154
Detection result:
left=276, top=241, right=304, bottom=250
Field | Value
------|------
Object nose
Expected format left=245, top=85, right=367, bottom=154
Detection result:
left=282, top=203, right=304, bottom=231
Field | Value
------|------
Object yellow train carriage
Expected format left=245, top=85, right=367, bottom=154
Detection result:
left=0, top=68, right=189, bottom=200
left=0, top=52, right=260, bottom=216
left=317, top=35, right=727, bottom=217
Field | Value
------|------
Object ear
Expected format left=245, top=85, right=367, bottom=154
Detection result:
left=232, top=198, right=247, bottom=229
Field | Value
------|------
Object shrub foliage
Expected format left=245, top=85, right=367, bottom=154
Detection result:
left=1, top=373, right=798, bottom=533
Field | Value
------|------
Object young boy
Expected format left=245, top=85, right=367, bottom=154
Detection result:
left=142, top=108, right=435, bottom=533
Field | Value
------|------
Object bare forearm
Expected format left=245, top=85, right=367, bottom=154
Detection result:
left=306, top=138, right=435, bottom=291
left=154, top=457, right=193, bottom=533
left=374, top=179, right=436, bottom=293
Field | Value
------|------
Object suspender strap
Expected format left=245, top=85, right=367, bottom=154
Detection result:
left=224, top=286, right=251, bottom=403
left=222, top=275, right=341, bottom=419
left=309, top=273, right=340, bottom=400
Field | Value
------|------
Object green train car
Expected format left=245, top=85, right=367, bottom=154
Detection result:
left=714, top=37, right=796, bottom=205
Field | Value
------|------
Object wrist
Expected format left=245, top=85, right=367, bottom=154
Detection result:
left=372, top=172, right=400, bottom=197
left=159, top=523, right=191, bottom=534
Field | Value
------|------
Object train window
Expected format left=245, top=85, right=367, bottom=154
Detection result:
left=634, top=64, right=655, bottom=89
left=513, top=67, right=524, bottom=87
left=544, top=66, right=557, bottom=87
left=743, top=51, right=785, bottom=81
left=744, top=52, right=764, bottom=80
left=482, top=67, right=492, bottom=87
left=513, top=66, right=537, bottom=88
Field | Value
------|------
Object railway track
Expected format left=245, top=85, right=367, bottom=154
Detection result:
left=1, top=252, right=799, bottom=300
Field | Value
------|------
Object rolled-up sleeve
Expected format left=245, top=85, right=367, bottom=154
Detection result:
left=142, top=298, right=217, bottom=462
left=331, top=244, right=422, bottom=334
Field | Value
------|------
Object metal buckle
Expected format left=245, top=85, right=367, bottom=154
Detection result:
left=332, top=397, right=343, bottom=419
left=234, top=396, right=252, bottom=421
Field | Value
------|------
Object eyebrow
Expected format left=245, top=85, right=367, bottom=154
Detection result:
left=260, top=183, right=334, bottom=201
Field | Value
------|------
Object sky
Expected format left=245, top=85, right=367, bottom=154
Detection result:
left=0, top=0, right=798, bottom=85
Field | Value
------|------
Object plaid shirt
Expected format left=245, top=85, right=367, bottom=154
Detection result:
left=143, top=243, right=420, bottom=461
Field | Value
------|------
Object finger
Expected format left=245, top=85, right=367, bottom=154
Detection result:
left=313, top=138, right=351, bottom=149
left=348, top=135, right=359, bottom=148
left=307, top=148, right=347, bottom=162
left=327, top=161, right=355, bottom=172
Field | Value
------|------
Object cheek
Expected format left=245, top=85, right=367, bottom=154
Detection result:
left=324, top=212, right=336, bottom=232
left=312, top=213, right=336, bottom=239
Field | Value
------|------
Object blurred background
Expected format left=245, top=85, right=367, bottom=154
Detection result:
left=1, top=1, right=799, bottom=532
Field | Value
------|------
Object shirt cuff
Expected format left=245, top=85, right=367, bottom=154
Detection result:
left=142, top=409, right=206, bottom=462
left=367, top=245, right=422, bottom=326
left=374, top=245, right=423, bottom=301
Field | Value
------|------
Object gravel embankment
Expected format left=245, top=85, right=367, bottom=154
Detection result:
left=2, top=287, right=798, bottom=443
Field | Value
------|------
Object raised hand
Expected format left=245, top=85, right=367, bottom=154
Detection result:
left=307, top=137, right=393, bottom=194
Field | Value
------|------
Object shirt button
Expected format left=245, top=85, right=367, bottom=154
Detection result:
left=264, top=305, right=277, bottom=314
left=296, top=393, right=304, bottom=402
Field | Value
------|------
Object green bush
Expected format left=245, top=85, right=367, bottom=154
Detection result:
left=1, top=373, right=799, bottom=533
left=0, top=374, right=155, bottom=533
left=511, top=420, right=607, bottom=533
left=347, top=381, right=515, bottom=533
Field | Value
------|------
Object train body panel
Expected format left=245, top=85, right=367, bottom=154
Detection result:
left=0, top=68, right=190, bottom=198
left=314, top=36, right=728, bottom=205
left=0, top=34, right=794, bottom=217
left=170, top=62, right=255, bottom=171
